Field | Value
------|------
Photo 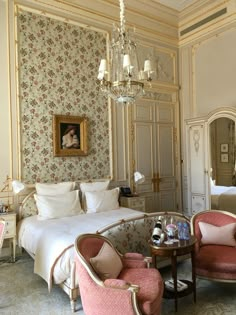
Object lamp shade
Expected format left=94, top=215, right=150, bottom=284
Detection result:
left=12, top=180, right=25, bottom=194
left=134, top=171, right=145, bottom=185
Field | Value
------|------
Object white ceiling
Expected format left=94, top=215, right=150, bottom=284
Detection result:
left=154, top=0, right=199, bottom=11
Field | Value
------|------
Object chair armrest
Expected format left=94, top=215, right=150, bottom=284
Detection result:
left=144, top=256, right=152, bottom=268
left=124, top=253, right=144, bottom=260
left=104, top=279, right=140, bottom=294
left=122, top=253, right=150, bottom=268
left=104, top=279, right=131, bottom=290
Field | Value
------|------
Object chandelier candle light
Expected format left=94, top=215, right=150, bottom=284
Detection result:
left=133, top=171, right=145, bottom=195
left=97, top=0, right=153, bottom=104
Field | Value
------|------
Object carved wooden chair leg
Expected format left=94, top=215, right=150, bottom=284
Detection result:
left=70, top=299, right=76, bottom=312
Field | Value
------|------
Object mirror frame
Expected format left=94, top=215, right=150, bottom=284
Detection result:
left=207, top=107, right=236, bottom=204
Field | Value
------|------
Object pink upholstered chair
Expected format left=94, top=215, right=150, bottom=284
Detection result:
left=0, top=219, right=6, bottom=249
left=74, top=233, right=164, bottom=315
left=191, top=210, right=236, bottom=282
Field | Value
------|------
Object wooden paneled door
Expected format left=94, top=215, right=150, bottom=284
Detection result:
left=131, top=99, right=180, bottom=213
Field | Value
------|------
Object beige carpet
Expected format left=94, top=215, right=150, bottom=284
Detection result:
left=0, top=253, right=235, bottom=315
left=0, top=253, right=84, bottom=315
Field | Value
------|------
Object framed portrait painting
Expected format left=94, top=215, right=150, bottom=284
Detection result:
left=53, top=115, right=88, bottom=157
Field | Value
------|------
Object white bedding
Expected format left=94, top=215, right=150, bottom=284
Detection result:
left=17, top=207, right=140, bottom=290
left=211, top=185, right=236, bottom=211
left=211, top=185, right=232, bottom=209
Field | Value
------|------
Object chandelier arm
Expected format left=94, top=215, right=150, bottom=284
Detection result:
left=97, top=0, right=153, bottom=103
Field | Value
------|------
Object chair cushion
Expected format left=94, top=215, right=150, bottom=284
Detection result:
left=199, top=221, right=236, bottom=247
left=119, top=268, right=164, bottom=315
left=90, top=242, right=123, bottom=280
left=196, top=245, right=236, bottom=280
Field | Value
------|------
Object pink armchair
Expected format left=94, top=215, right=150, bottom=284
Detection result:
left=191, top=210, right=236, bottom=282
left=74, top=233, right=164, bottom=315
left=0, top=219, right=6, bottom=249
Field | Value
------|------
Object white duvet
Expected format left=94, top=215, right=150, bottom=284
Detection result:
left=211, top=185, right=235, bottom=209
left=17, top=207, right=139, bottom=290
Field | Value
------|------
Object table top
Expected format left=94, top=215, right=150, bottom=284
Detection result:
left=149, top=235, right=196, bottom=252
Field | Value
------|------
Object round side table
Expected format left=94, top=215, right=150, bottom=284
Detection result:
left=149, top=236, right=197, bottom=312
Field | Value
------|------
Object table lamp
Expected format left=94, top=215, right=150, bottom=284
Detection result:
left=0, top=176, right=25, bottom=212
left=133, top=171, right=145, bottom=195
left=12, top=180, right=25, bottom=194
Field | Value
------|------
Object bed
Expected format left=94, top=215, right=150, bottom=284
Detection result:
left=211, top=184, right=236, bottom=213
left=16, top=181, right=141, bottom=312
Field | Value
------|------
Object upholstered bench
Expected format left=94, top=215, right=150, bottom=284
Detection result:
left=97, top=211, right=190, bottom=268
left=191, top=210, right=236, bottom=282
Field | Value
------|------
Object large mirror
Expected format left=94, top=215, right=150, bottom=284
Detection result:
left=186, top=108, right=236, bottom=214
left=209, top=117, right=236, bottom=186
left=209, top=117, right=236, bottom=211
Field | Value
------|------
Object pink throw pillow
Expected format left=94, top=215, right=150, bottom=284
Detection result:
left=199, top=221, right=236, bottom=247
left=90, top=242, right=123, bottom=280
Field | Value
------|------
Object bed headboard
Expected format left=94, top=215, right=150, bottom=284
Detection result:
left=18, top=179, right=110, bottom=221
left=18, top=190, right=38, bottom=220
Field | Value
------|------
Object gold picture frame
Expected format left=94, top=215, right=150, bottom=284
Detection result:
left=220, top=143, right=228, bottom=153
left=53, top=115, right=88, bottom=157
left=221, top=153, right=229, bottom=163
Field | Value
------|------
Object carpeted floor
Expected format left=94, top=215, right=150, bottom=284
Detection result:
left=0, top=253, right=235, bottom=315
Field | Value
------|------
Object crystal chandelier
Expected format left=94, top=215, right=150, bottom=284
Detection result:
left=97, top=0, right=153, bottom=104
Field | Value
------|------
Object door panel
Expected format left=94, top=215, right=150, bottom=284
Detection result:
left=188, top=125, right=205, bottom=194
left=134, top=101, right=154, bottom=122
left=157, top=124, right=177, bottom=211
left=156, top=103, right=174, bottom=123
left=133, top=122, right=154, bottom=193
left=133, top=100, right=178, bottom=212
left=158, top=124, right=174, bottom=177
left=187, top=122, right=208, bottom=214
left=160, top=191, right=176, bottom=210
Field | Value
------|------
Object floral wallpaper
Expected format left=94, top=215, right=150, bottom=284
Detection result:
left=17, top=11, right=110, bottom=183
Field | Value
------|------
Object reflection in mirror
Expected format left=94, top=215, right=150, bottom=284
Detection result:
left=210, top=118, right=235, bottom=186
left=210, top=118, right=236, bottom=211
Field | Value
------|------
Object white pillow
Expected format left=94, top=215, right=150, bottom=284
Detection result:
left=85, top=187, right=120, bottom=213
left=80, top=180, right=110, bottom=210
left=199, top=221, right=236, bottom=247
left=35, top=190, right=82, bottom=220
left=35, top=182, right=76, bottom=196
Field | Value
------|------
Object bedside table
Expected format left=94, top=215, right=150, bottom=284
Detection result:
left=0, top=212, right=16, bottom=262
left=120, top=196, right=146, bottom=212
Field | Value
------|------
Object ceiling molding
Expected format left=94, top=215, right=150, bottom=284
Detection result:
left=16, top=0, right=179, bottom=45
left=153, top=0, right=198, bottom=12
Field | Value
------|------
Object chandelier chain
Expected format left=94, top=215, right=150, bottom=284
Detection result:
left=119, top=0, right=125, bottom=35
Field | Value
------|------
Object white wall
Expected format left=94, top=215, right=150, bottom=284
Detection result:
left=195, top=29, right=236, bottom=116
left=179, top=0, right=236, bottom=213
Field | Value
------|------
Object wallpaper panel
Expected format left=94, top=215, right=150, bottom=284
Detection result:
left=18, top=11, right=110, bottom=183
